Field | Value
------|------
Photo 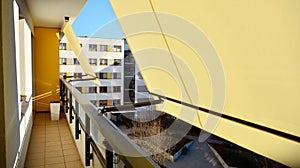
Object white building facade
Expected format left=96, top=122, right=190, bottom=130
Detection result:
left=59, top=37, right=154, bottom=111
left=59, top=36, right=124, bottom=107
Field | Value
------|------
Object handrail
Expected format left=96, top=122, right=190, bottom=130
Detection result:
left=60, top=76, right=159, bottom=168
left=98, top=99, right=163, bottom=113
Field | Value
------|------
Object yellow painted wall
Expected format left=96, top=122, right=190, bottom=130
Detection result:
left=34, top=27, right=60, bottom=112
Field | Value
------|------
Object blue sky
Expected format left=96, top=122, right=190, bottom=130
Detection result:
left=72, top=0, right=124, bottom=38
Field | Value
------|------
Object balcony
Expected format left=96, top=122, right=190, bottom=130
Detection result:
left=25, top=113, right=83, bottom=168
left=57, top=76, right=159, bottom=167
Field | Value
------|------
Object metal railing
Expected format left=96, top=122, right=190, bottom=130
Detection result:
left=60, top=76, right=159, bottom=168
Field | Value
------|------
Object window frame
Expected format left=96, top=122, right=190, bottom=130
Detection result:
left=89, top=58, right=97, bottom=66
left=89, top=44, right=98, bottom=52
left=113, top=86, right=121, bottom=93
left=100, top=59, right=108, bottom=66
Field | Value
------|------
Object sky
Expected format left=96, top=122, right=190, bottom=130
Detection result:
left=72, top=0, right=124, bottom=38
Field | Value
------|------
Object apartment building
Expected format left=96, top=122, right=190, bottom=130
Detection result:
left=59, top=37, right=153, bottom=109
left=59, top=36, right=124, bottom=107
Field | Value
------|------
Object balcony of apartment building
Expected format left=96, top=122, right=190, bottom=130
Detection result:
left=1, top=0, right=300, bottom=167
left=0, top=0, right=160, bottom=167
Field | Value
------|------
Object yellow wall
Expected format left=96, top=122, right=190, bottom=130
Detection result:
left=34, top=27, right=60, bottom=112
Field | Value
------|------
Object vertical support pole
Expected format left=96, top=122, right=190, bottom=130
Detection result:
left=69, top=91, right=74, bottom=123
left=85, top=115, right=93, bottom=166
left=75, top=100, right=81, bottom=139
left=106, top=148, right=113, bottom=168
left=60, top=79, right=63, bottom=101
left=75, top=118, right=81, bottom=139
left=103, top=140, right=113, bottom=168
left=61, top=82, right=66, bottom=107
left=65, top=88, right=68, bottom=113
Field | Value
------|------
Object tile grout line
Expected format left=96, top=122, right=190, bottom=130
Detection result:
left=58, top=118, right=67, bottom=167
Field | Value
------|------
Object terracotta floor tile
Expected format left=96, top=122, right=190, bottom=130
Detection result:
left=45, top=141, right=61, bottom=147
left=30, top=138, right=46, bottom=144
left=45, top=163, right=65, bottom=168
left=59, top=130, right=71, bottom=134
left=63, top=148, right=78, bottom=156
left=45, top=156, right=64, bottom=165
left=46, top=130, right=59, bottom=134
left=45, top=150, right=63, bottom=158
left=65, top=161, right=84, bottom=168
left=45, top=145, right=62, bottom=152
left=26, top=152, right=45, bottom=160
left=25, top=158, right=44, bottom=167
left=46, top=136, right=61, bottom=142
left=28, top=146, right=45, bottom=153
left=64, top=154, right=80, bottom=162
left=24, top=165, right=44, bottom=168
left=46, top=132, right=61, bottom=137
left=46, top=121, right=58, bottom=125
left=26, top=113, right=83, bottom=167
left=60, top=134, right=72, bottom=139
left=46, top=124, right=59, bottom=128
left=29, top=142, right=45, bottom=148
left=62, top=144, right=75, bottom=150
left=61, top=140, right=74, bottom=146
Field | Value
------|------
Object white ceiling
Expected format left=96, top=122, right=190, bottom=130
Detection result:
left=25, top=0, right=87, bottom=28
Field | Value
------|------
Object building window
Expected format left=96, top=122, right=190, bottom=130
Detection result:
left=88, top=87, right=97, bottom=93
left=59, top=43, right=67, bottom=50
left=89, top=44, right=97, bottom=51
left=112, top=73, right=121, bottom=79
left=113, top=86, right=121, bottom=93
left=137, top=85, right=148, bottom=92
left=113, top=45, right=122, bottom=52
left=73, top=58, right=80, bottom=65
left=100, top=86, right=108, bottom=93
left=113, top=59, right=121, bottom=66
left=100, top=100, right=107, bottom=106
left=100, top=59, right=108, bottom=65
left=99, top=45, right=108, bottom=51
left=98, top=72, right=109, bottom=79
left=89, top=58, right=97, bottom=65
left=112, top=99, right=121, bottom=106
left=59, top=58, right=67, bottom=65
left=74, top=73, right=82, bottom=79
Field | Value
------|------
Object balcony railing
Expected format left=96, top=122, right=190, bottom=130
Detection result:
left=60, top=76, right=159, bottom=168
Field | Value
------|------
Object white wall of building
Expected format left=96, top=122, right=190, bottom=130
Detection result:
left=59, top=37, right=124, bottom=106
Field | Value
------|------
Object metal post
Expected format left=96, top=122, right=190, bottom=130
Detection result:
left=75, top=101, right=81, bottom=139
left=65, top=88, right=68, bottom=113
left=106, top=148, right=113, bottom=168
left=60, top=79, right=63, bottom=102
left=103, top=140, right=113, bottom=168
left=69, top=91, right=74, bottom=123
left=75, top=117, right=81, bottom=139
left=85, top=115, right=93, bottom=166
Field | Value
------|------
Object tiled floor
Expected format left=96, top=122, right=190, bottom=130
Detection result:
left=25, top=112, right=84, bottom=168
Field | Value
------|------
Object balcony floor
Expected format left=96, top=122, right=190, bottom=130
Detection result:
left=25, top=112, right=84, bottom=168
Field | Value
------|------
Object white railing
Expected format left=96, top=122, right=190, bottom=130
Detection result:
left=60, top=76, right=159, bottom=168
